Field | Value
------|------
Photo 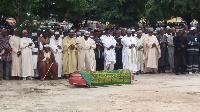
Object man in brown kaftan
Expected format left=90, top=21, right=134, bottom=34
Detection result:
left=38, top=45, right=58, bottom=80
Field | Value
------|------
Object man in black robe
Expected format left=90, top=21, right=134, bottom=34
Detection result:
left=173, top=29, right=187, bottom=75
left=93, top=30, right=104, bottom=70
left=114, top=31, right=123, bottom=70
left=157, top=28, right=168, bottom=73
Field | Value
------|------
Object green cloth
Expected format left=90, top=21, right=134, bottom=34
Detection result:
left=75, top=71, right=93, bottom=86
left=76, top=70, right=131, bottom=86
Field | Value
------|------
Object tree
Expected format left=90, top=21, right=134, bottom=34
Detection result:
left=0, top=0, right=89, bottom=29
left=90, top=0, right=146, bottom=27
left=31, top=0, right=89, bottom=27
left=145, top=0, right=175, bottom=26
left=174, top=0, right=200, bottom=26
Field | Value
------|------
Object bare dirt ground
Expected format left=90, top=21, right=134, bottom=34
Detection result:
left=1, top=73, right=200, bottom=112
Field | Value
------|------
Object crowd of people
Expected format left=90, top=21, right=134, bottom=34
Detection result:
left=0, top=24, right=200, bottom=81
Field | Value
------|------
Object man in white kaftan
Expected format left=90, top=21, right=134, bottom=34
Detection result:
left=50, top=31, right=63, bottom=78
left=101, top=28, right=116, bottom=70
left=20, top=30, right=35, bottom=80
left=136, top=30, right=145, bottom=74
left=9, top=29, right=21, bottom=77
left=121, top=29, right=137, bottom=73
left=143, top=28, right=161, bottom=73
left=77, top=32, right=96, bottom=71
left=32, top=33, right=39, bottom=78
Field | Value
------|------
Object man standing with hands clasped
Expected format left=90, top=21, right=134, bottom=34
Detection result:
left=50, top=31, right=63, bottom=78
left=77, top=31, right=96, bottom=71
left=143, top=28, right=161, bottom=74
left=173, top=29, right=187, bottom=75
left=121, top=29, right=137, bottom=73
left=20, top=29, right=35, bottom=80
left=9, top=29, right=21, bottom=79
left=101, top=28, right=116, bottom=70
left=157, top=28, right=168, bottom=73
left=62, top=32, right=77, bottom=78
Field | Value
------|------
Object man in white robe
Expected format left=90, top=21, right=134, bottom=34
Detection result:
left=136, top=30, right=145, bottom=74
left=76, top=30, right=85, bottom=41
left=50, top=31, right=63, bottom=78
left=77, top=31, right=96, bottom=71
left=9, top=29, right=21, bottom=78
left=167, top=27, right=175, bottom=72
left=101, top=28, right=116, bottom=70
left=143, top=28, right=161, bottom=74
left=20, top=30, right=35, bottom=80
left=32, top=33, right=39, bottom=78
left=121, top=29, right=137, bottom=73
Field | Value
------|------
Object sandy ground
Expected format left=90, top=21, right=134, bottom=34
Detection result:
left=0, top=73, right=200, bottom=112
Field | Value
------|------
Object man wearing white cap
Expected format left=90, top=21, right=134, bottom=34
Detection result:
left=131, top=29, right=136, bottom=37
left=50, top=31, right=63, bottom=78
left=143, top=27, right=161, bottom=74
left=101, top=28, right=116, bottom=70
left=20, top=30, right=35, bottom=80
left=77, top=31, right=96, bottom=71
left=32, top=32, right=39, bottom=78
left=76, top=31, right=81, bottom=38
left=62, top=32, right=77, bottom=77
left=38, top=44, right=58, bottom=80
left=136, top=30, right=145, bottom=74
left=76, top=30, right=85, bottom=41
left=9, top=29, right=21, bottom=78
left=187, top=27, right=199, bottom=74
left=165, top=26, right=171, bottom=38
left=121, top=29, right=138, bottom=73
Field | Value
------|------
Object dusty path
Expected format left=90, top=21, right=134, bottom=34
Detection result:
left=0, top=73, right=200, bottom=112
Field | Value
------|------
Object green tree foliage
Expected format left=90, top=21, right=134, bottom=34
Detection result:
left=145, top=0, right=200, bottom=26
left=174, top=0, right=200, bottom=25
left=0, top=0, right=200, bottom=29
left=90, top=0, right=146, bottom=27
left=145, top=0, right=175, bottom=23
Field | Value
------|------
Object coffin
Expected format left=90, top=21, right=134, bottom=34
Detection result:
left=69, top=70, right=134, bottom=86
left=69, top=72, right=87, bottom=86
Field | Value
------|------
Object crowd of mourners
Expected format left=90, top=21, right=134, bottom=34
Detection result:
left=0, top=23, right=200, bottom=81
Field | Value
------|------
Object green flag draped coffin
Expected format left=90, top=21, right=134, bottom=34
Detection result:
left=69, top=69, right=133, bottom=86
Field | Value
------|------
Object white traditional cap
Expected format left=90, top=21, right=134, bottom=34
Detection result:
left=131, top=29, right=135, bottom=32
left=70, top=30, right=74, bottom=33
left=84, top=31, right=90, bottom=36
left=190, top=27, right=196, bottom=30
left=148, top=27, right=154, bottom=32
left=77, top=32, right=81, bottom=35
left=32, top=33, right=37, bottom=36
left=166, top=26, right=171, bottom=30
left=55, top=31, right=59, bottom=35
left=153, top=31, right=157, bottom=34
left=44, top=44, right=50, bottom=48
left=127, top=29, right=132, bottom=34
